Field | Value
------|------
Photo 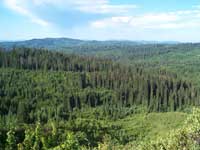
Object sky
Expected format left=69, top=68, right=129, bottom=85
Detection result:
left=1, top=0, right=200, bottom=42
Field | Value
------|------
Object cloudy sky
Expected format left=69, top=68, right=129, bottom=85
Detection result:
left=1, top=0, right=200, bottom=42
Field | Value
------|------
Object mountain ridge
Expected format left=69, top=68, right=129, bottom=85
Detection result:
left=0, top=37, right=182, bottom=50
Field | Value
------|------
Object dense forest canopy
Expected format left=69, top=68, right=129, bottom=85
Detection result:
left=0, top=43, right=200, bottom=149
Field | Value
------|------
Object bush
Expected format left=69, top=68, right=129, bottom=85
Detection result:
left=138, top=107, right=200, bottom=150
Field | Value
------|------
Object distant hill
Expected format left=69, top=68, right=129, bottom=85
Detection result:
left=0, top=37, right=180, bottom=51
left=0, top=38, right=85, bottom=50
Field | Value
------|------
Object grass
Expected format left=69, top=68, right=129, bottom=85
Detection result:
left=114, top=112, right=187, bottom=143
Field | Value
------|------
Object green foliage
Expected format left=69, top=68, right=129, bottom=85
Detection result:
left=61, top=132, right=80, bottom=150
left=113, top=112, right=186, bottom=143
left=1, top=46, right=200, bottom=149
left=137, top=108, right=200, bottom=150
left=6, top=128, right=17, bottom=150
left=186, top=108, right=200, bottom=133
left=22, top=128, right=35, bottom=150
left=0, top=48, right=198, bottom=127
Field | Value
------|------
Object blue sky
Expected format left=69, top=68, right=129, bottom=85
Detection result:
left=1, top=0, right=200, bottom=42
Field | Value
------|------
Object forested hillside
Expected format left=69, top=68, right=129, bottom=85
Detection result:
left=2, top=39, right=200, bottom=87
left=0, top=38, right=178, bottom=51
left=1, top=46, right=200, bottom=149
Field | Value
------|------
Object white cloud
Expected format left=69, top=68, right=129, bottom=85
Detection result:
left=193, top=5, right=200, bottom=9
left=3, top=0, right=200, bottom=42
left=32, top=0, right=138, bottom=14
left=3, top=0, right=138, bottom=29
left=76, top=4, right=137, bottom=14
left=91, top=10, right=200, bottom=29
left=3, top=0, right=137, bottom=27
left=4, top=0, right=49, bottom=27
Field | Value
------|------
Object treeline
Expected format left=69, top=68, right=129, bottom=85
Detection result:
left=0, top=47, right=116, bottom=72
left=2, top=39, right=200, bottom=59
left=0, top=47, right=199, bottom=123
left=62, top=43, right=200, bottom=60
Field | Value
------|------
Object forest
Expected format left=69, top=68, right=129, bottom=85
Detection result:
left=1, top=42, right=200, bottom=149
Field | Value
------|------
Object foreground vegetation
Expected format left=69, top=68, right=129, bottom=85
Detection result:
left=101, top=108, right=200, bottom=150
left=2, top=107, right=200, bottom=150
left=1, top=45, right=200, bottom=149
